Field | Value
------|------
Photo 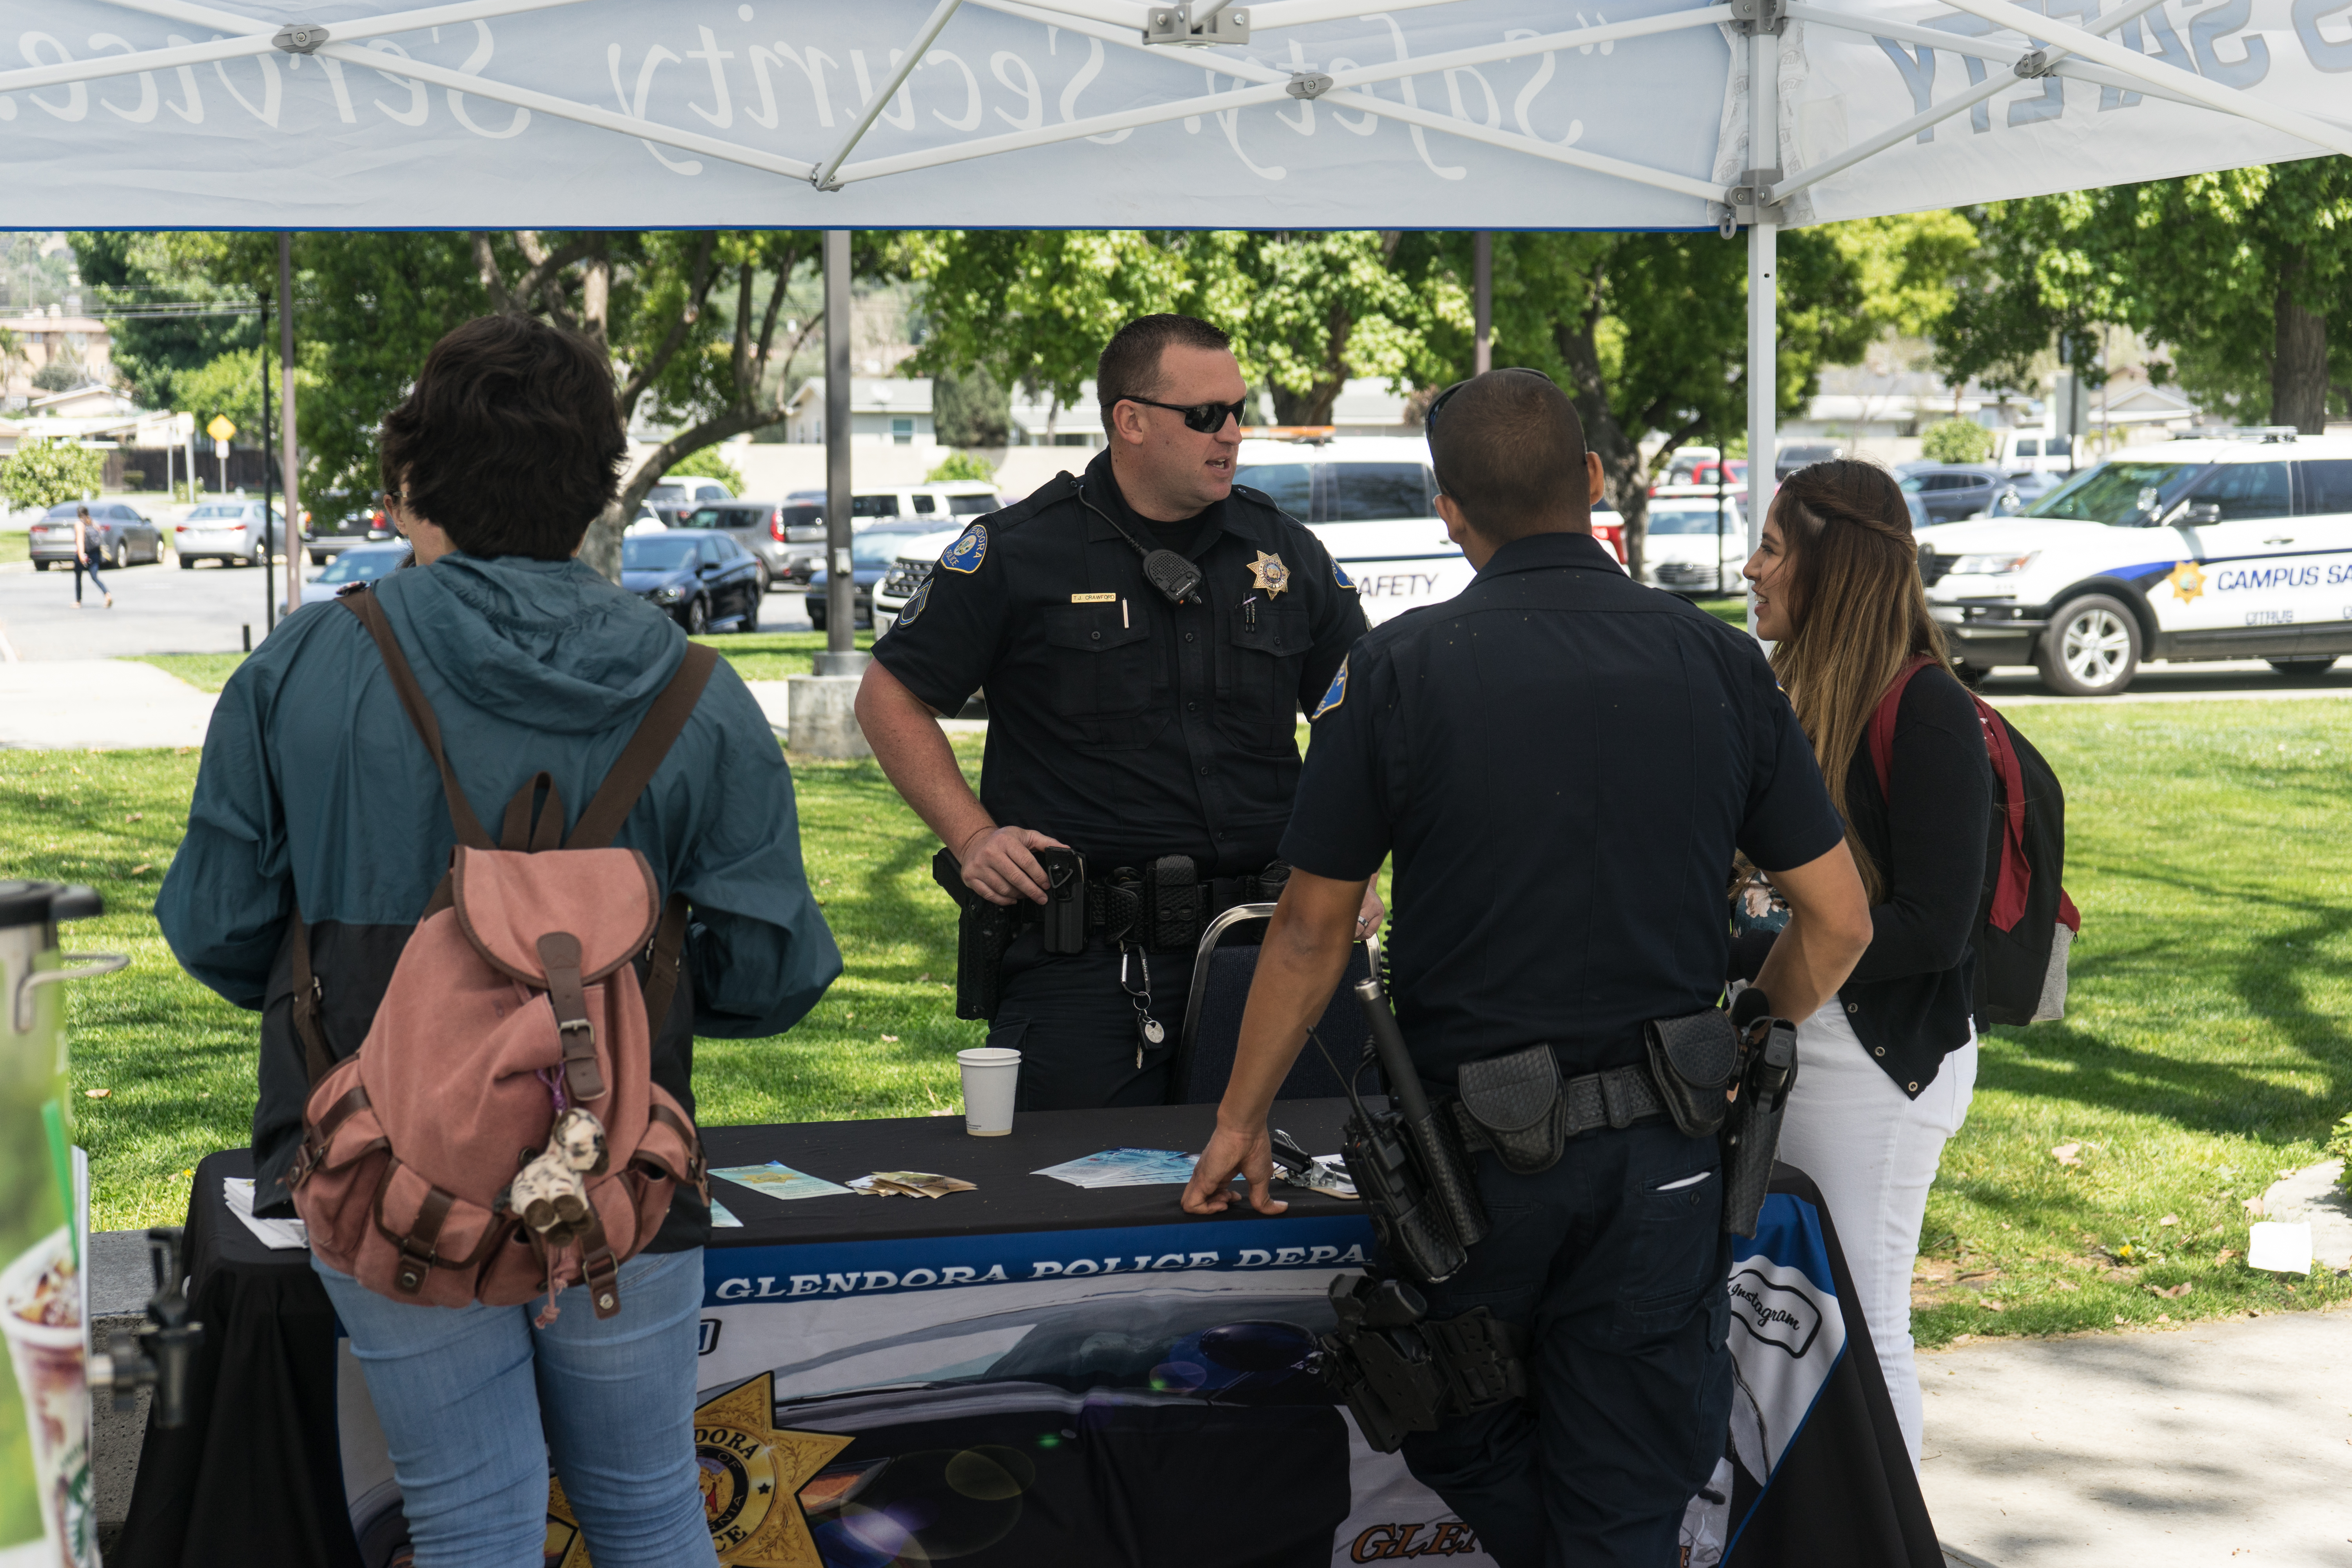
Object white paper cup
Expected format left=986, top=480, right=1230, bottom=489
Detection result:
left=957, top=1048, right=1021, bottom=1136
left=1, top=1226, right=92, bottom=1567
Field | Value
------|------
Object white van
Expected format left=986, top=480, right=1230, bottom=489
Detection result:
left=1920, top=433, right=2352, bottom=695
left=1990, top=428, right=2079, bottom=474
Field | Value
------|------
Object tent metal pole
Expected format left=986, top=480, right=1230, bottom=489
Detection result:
left=279, top=232, right=301, bottom=622
left=1474, top=233, right=1492, bottom=376
left=1934, top=0, right=2352, bottom=158
left=818, top=230, right=862, bottom=675
left=1745, top=23, right=1776, bottom=639
left=807, top=0, right=966, bottom=191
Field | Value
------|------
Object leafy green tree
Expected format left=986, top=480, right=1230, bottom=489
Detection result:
left=1939, top=160, right=2352, bottom=432
left=932, top=367, right=1011, bottom=448
left=926, top=452, right=998, bottom=484
left=663, top=447, right=744, bottom=493
left=73, top=230, right=264, bottom=411
left=1920, top=418, right=1995, bottom=463
left=0, top=436, right=105, bottom=510
left=30, top=358, right=83, bottom=393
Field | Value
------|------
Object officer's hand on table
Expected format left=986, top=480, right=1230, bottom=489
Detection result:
left=957, top=825, right=1070, bottom=905
left=1355, top=885, right=1385, bottom=940
left=1181, top=1120, right=1287, bottom=1217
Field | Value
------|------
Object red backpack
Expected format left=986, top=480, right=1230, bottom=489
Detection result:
left=288, top=590, right=712, bottom=1322
left=1869, top=655, right=2080, bottom=1026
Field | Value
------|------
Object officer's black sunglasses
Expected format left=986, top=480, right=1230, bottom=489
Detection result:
left=1120, top=395, right=1250, bottom=434
left=1424, top=367, right=1559, bottom=495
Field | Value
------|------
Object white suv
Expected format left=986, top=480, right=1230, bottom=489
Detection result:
left=1919, top=433, right=2352, bottom=696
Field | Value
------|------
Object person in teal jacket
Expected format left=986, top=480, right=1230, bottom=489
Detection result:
left=157, top=314, right=838, bottom=1568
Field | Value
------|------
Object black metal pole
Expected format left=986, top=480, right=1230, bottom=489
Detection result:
left=260, top=289, right=275, bottom=632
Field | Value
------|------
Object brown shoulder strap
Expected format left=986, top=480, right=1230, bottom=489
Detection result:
left=564, top=643, right=721, bottom=851
left=641, top=894, right=690, bottom=1040
left=340, top=592, right=493, bottom=850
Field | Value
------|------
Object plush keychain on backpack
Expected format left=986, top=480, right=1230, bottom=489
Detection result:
left=506, top=1107, right=609, bottom=1249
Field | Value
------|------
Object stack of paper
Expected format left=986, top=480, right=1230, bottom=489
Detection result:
left=710, top=1161, right=855, bottom=1201
left=223, top=1178, right=310, bottom=1250
left=847, top=1171, right=977, bottom=1199
left=1032, top=1149, right=1203, bottom=1189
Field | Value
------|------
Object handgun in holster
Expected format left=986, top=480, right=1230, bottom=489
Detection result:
left=1313, top=966, right=1521, bottom=1453
left=933, top=848, right=1016, bottom=1020
left=1719, top=989, right=1798, bottom=1238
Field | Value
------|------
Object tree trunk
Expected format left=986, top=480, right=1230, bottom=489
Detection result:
left=2272, top=263, right=2328, bottom=435
left=1269, top=377, right=1346, bottom=426
left=1555, top=310, right=1649, bottom=581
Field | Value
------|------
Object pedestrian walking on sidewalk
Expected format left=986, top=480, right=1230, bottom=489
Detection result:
left=72, top=505, right=112, bottom=609
left=1734, top=458, right=1995, bottom=1469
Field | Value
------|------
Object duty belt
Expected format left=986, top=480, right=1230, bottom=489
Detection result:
left=1447, top=1060, right=1669, bottom=1166
left=1019, top=855, right=1289, bottom=952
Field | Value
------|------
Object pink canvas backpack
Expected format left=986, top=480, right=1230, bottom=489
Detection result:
left=287, top=588, right=713, bottom=1322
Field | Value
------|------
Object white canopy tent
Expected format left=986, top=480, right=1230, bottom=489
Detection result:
left=6, top=0, right=2350, bottom=541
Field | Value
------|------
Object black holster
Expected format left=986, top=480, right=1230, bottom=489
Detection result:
left=1642, top=1001, right=1798, bottom=1236
left=933, top=848, right=1014, bottom=1021
left=1720, top=1016, right=1798, bottom=1238
left=1316, top=1273, right=1526, bottom=1455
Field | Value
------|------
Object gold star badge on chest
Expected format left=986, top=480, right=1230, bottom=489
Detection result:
left=546, top=1372, right=853, bottom=1567
left=1250, top=551, right=1292, bottom=596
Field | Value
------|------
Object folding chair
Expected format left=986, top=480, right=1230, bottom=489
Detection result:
left=1167, top=904, right=1380, bottom=1105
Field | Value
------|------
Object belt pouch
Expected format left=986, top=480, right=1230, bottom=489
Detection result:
left=1037, top=848, right=1087, bottom=955
left=1642, top=1008, right=1740, bottom=1139
left=1145, top=855, right=1200, bottom=951
left=1454, top=1043, right=1568, bottom=1175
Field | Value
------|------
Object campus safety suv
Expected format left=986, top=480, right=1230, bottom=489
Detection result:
left=1918, top=433, right=2352, bottom=697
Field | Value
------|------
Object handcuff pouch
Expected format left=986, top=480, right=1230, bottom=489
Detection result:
left=1454, top=1042, right=1567, bottom=1175
left=1642, top=1007, right=1741, bottom=1140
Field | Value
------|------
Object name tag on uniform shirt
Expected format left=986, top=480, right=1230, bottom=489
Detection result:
left=1070, top=592, right=1118, bottom=603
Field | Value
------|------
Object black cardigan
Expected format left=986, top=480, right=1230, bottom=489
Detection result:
left=1829, top=665, right=1994, bottom=1097
left=1730, top=666, right=1994, bottom=1097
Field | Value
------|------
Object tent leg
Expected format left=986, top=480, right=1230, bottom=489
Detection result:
left=1744, top=24, right=1778, bottom=639
left=818, top=229, right=864, bottom=675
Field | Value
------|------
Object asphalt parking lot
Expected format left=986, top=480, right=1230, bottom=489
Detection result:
left=0, top=550, right=815, bottom=661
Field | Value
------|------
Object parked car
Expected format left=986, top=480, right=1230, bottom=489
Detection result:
left=1990, top=429, right=2078, bottom=473
left=1641, top=491, right=1748, bottom=596
left=646, top=476, right=735, bottom=526
left=677, top=499, right=806, bottom=592
left=1918, top=433, right=2352, bottom=695
left=620, top=529, right=762, bottom=633
left=28, top=500, right=164, bottom=569
left=302, top=540, right=410, bottom=604
left=1989, top=470, right=2067, bottom=515
left=806, top=522, right=944, bottom=631
left=303, top=496, right=397, bottom=564
left=171, top=498, right=287, bottom=568
left=1655, top=451, right=1748, bottom=490
left=1774, top=442, right=1844, bottom=480
left=1900, top=464, right=2006, bottom=524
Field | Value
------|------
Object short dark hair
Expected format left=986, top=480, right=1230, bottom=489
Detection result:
left=379, top=315, right=622, bottom=560
left=1096, top=314, right=1232, bottom=435
left=1426, top=369, right=1589, bottom=542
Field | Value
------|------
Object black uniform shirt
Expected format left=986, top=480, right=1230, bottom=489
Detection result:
left=1281, top=530, right=1844, bottom=1083
left=875, top=449, right=1368, bottom=874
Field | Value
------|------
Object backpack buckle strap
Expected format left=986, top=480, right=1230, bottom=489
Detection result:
left=371, top=1167, right=455, bottom=1296
left=535, top=932, right=607, bottom=1103
left=577, top=1209, right=622, bottom=1319
left=292, top=1084, right=375, bottom=1187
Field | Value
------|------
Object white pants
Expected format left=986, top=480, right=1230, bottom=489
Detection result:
left=1773, top=1001, right=1976, bottom=1468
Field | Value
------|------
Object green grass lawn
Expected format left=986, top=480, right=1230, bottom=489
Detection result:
left=0, top=533, right=27, bottom=566
left=1695, top=595, right=1747, bottom=628
left=9, top=697, right=2348, bottom=1341
left=130, top=629, right=875, bottom=695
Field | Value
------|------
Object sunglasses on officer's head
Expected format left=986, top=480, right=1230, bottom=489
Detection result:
left=1424, top=367, right=1560, bottom=495
left=1120, top=395, right=1250, bottom=434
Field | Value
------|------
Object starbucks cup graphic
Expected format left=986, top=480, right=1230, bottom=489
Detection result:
left=1, top=1227, right=91, bottom=1568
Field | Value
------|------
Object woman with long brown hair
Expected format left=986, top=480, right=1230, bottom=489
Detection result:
left=1741, top=459, right=1993, bottom=1468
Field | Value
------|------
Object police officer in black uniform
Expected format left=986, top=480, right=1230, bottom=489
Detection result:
left=857, top=314, right=1375, bottom=1110
left=1183, top=370, right=1875, bottom=1567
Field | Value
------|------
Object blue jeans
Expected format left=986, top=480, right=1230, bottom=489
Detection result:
left=314, top=1246, right=716, bottom=1568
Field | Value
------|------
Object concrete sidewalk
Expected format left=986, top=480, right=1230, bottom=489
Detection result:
left=0, top=660, right=215, bottom=749
left=1919, top=1307, right=2351, bottom=1567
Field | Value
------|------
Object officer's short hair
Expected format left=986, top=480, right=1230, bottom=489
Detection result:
left=1097, top=314, right=1233, bottom=435
left=1426, top=369, right=1590, bottom=542
left=379, top=314, right=623, bottom=561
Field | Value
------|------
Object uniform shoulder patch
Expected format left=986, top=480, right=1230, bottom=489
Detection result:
left=1333, top=561, right=1355, bottom=591
left=893, top=576, right=933, bottom=630
left=1312, top=656, right=1349, bottom=720
left=940, top=523, right=988, bottom=575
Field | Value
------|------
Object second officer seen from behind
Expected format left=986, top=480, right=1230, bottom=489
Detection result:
left=857, top=313, right=1374, bottom=1110
left=1183, top=370, right=1874, bottom=1568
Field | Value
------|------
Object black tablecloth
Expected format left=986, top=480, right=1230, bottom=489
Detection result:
left=700, top=1098, right=1365, bottom=1242
left=116, top=1148, right=363, bottom=1568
